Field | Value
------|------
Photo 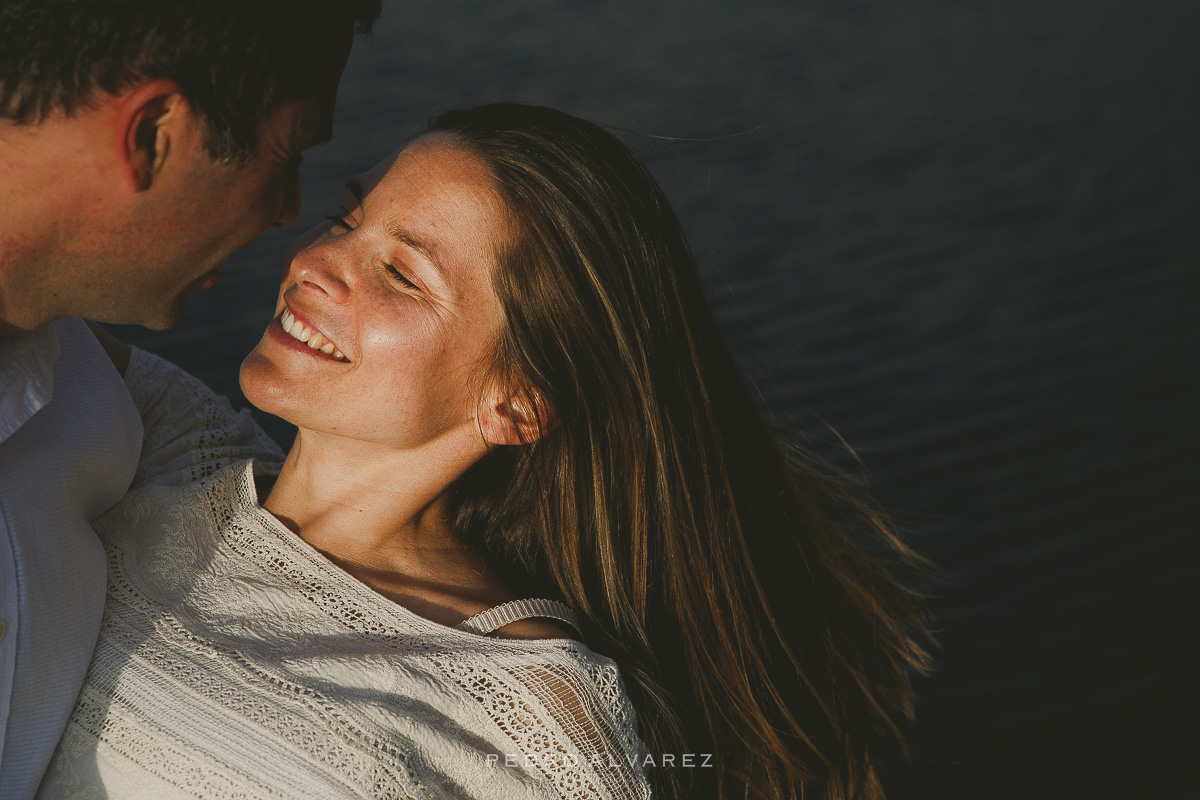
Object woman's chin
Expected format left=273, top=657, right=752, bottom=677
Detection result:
left=239, top=348, right=293, bottom=421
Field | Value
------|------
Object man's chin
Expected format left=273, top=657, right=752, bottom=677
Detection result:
left=122, top=295, right=189, bottom=331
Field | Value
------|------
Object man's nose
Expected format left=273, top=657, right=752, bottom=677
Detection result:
left=272, top=173, right=302, bottom=229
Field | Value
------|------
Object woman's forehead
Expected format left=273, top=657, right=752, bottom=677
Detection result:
left=368, top=136, right=490, bottom=208
left=360, top=133, right=475, bottom=189
left=351, top=135, right=511, bottom=297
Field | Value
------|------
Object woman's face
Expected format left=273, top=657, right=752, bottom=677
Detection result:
left=240, top=135, right=510, bottom=450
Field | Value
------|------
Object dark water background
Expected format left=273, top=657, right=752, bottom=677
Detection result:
left=113, top=2, right=1200, bottom=797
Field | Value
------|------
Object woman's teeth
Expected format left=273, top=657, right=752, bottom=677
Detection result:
left=280, top=308, right=345, bottom=361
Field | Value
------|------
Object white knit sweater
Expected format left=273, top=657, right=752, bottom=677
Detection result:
left=37, top=349, right=651, bottom=800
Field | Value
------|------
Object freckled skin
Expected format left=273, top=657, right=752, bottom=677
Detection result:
left=237, top=139, right=571, bottom=636
left=240, top=137, right=510, bottom=452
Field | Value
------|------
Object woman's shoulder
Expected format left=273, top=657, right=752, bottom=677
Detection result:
left=453, top=637, right=651, bottom=799
left=502, top=640, right=638, bottom=734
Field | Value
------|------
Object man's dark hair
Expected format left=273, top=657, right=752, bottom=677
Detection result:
left=0, top=0, right=382, bottom=163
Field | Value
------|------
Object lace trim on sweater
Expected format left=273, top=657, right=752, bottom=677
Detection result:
left=123, top=346, right=284, bottom=489
left=57, top=460, right=649, bottom=799
left=90, top=541, right=430, bottom=798
left=43, top=349, right=650, bottom=799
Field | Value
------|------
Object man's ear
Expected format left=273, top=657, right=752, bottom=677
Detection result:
left=478, top=388, right=559, bottom=446
left=115, top=79, right=191, bottom=192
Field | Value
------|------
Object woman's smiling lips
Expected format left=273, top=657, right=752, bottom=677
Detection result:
left=274, top=306, right=348, bottom=361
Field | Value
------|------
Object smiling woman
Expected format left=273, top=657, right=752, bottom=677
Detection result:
left=38, top=104, right=931, bottom=800
left=239, top=136, right=512, bottom=455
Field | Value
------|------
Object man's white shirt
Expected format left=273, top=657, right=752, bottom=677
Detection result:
left=0, top=319, right=143, bottom=800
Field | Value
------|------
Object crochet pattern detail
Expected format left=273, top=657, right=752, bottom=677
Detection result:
left=38, top=353, right=650, bottom=800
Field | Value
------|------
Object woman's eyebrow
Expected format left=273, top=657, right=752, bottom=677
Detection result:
left=387, top=225, right=445, bottom=282
left=343, top=176, right=445, bottom=285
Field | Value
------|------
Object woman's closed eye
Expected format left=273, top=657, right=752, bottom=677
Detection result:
left=324, top=213, right=353, bottom=232
left=323, top=213, right=419, bottom=290
left=383, top=262, right=419, bottom=290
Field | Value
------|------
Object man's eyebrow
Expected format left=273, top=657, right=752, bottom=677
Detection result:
left=345, top=177, right=365, bottom=204
left=289, top=115, right=334, bottom=154
left=302, top=125, right=334, bottom=149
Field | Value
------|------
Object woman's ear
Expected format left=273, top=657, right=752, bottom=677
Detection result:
left=478, top=388, right=559, bottom=446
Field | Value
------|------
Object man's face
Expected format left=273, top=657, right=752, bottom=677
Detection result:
left=55, top=34, right=352, bottom=332
left=123, top=75, right=343, bottom=330
left=135, top=92, right=338, bottom=329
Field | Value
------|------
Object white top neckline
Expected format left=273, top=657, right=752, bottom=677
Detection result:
left=44, top=420, right=650, bottom=800
left=236, top=460, right=585, bottom=649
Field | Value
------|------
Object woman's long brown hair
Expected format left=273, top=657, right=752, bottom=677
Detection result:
left=435, top=104, right=934, bottom=800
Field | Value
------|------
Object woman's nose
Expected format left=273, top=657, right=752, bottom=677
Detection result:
left=290, top=236, right=352, bottom=301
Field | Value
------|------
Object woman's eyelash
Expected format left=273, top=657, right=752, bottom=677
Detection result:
left=385, top=263, right=418, bottom=289
left=322, top=214, right=416, bottom=290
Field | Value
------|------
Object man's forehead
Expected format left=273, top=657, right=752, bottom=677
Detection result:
left=269, top=47, right=345, bottom=155
left=257, top=23, right=351, bottom=156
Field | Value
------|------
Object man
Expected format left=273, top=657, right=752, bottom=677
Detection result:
left=0, top=2, right=382, bottom=796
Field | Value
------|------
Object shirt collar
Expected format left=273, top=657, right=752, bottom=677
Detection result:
left=0, top=322, right=60, bottom=445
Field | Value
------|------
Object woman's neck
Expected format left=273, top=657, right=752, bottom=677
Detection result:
left=261, top=426, right=500, bottom=607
